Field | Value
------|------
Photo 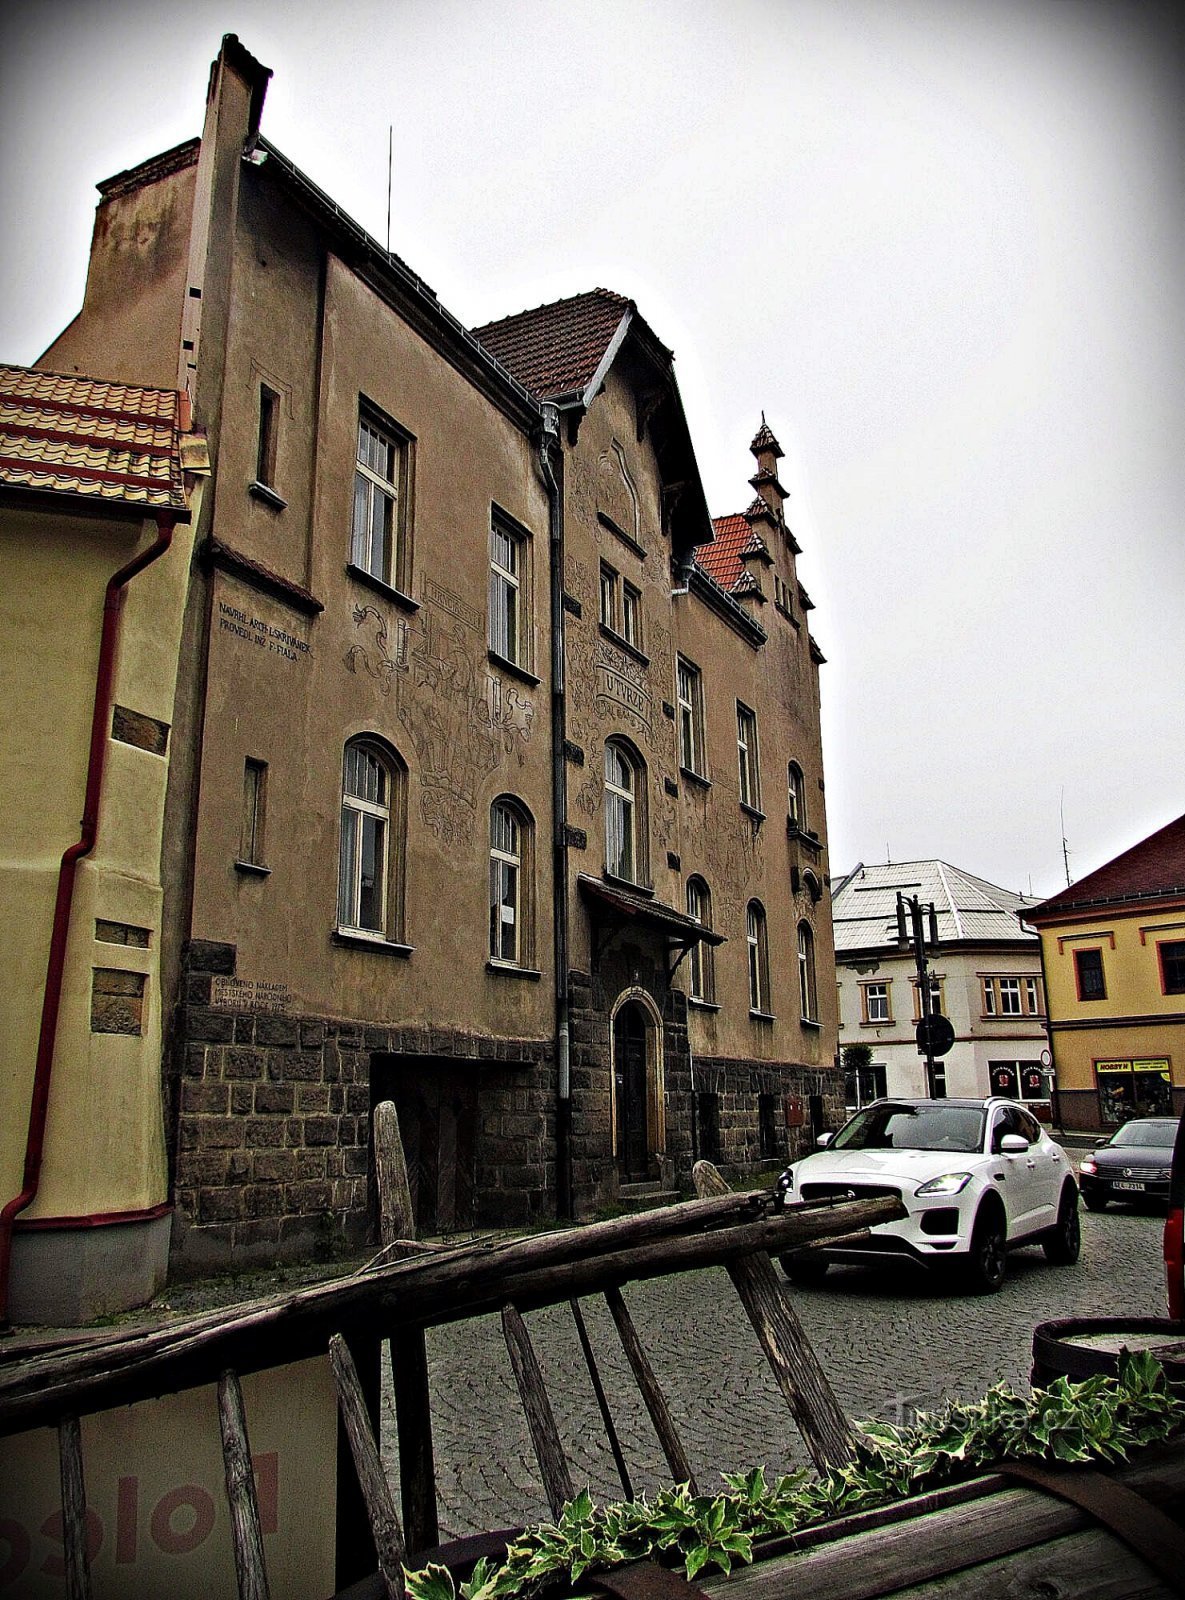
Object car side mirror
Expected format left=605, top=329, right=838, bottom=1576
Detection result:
left=816, top=1131, right=833, bottom=1148
left=1000, top=1133, right=1029, bottom=1154
left=1094, top=1137, right=1108, bottom=1147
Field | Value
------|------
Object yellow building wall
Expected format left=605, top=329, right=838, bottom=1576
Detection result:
left=0, top=500, right=197, bottom=1218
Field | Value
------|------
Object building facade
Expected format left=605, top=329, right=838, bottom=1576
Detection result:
left=832, top=861, right=1049, bottom=1112
left=14, top=34, right=839, bottom=1308
left=1022, top=815, right=1185, bottom=1132
left=0, top=365, right=207, bottom=1323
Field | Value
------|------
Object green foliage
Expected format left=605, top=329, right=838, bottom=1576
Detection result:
left=841, top=1043, right=874, bottom=1073
left=404, top=1353, right=1182, bottom=1600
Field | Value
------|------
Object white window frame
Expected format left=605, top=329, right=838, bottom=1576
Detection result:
left=998, top=977, right=1022, bottom=1015
left=338, top=741, right=402, bottom=939
left=747, top=901, right=770, bottom=1015
left=599, top=562, right=619, bottom=632
left=604, top=740, right=643, bottom=884
left=490, top=517, right=526, bottom=667
left=686, top=877, right=715, bottom=1003
left=676, top=657, right=705, bottom=776
left=798, top=920, right=818, bottom=1022
left=621, top=579, right=642, bottom=650
left=489, top=799, right=526, bottom=964
left=862, top=981, right=890, bottom=1024
left=737, top=702, right=760, bottom=811
left=787, top=761, right=806, bottom=830
left=352, top=411, right=408, bottom=589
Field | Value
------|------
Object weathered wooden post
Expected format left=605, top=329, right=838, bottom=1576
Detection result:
left=218, top=1369, right=271, bottom=1600
left=692, top=1159, right=855, bottom=1470
left=374, top=1099, right=439, bottom=1552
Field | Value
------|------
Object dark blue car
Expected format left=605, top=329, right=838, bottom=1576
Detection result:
left=1078, top=1117, right=1177, bottom=1209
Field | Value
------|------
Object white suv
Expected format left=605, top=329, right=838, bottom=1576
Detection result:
left=775, top=1097, right=1080, bottom=1293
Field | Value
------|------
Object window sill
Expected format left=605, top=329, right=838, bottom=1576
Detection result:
left=234, top=859, right=271, bottom=877
left=749, top=1009, right=776, bottom=1023
left=800, top=1017, right=822, bottom=1030
left=860, top=1019, right=890, bottom=1028
left=346, top=563, right=420, bottom=613
left=486, top=960, right=542, bottom=981
left=603, top=870, right=654, bottom=897
left=788, top=821, right=822, bottom=850
left=688, top=996, right=721, bottom=1013
left=740, top=802, right=766, bottom=824
left=598, top=623, right=649, bottom=667
left=487, top=649, right=540, bottom=687
left=249, top=480, right=288, bottom=511
left=597, top=511, right=646, bottom=560
left=679, top=766, right=711, bottom=790
left=332, top=929, right=413, bottom=957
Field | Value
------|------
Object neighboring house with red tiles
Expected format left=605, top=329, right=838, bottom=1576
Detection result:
left=0, top=365, right=208, bottom=1322
left=1022, top=815, right=1185, bottom=1131
left=11, top=35, right=838, bottom=1314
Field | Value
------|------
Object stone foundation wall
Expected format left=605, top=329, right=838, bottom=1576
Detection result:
left=169, top=940, right=556, bottom=1270
left=686, top=1056, right=844, bottom=1177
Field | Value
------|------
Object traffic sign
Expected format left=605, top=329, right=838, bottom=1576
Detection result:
left=915, top=1013, right=955, bottom=1057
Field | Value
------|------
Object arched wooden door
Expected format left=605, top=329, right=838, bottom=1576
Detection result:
left=614, top=1001, right=649, bottom=1180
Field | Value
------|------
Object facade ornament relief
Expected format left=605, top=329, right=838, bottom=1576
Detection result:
left=343, top=604, right=407, bottom=693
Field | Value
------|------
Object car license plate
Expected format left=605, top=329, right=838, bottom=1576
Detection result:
left=1113, top=1180, right=1146, bottom=1192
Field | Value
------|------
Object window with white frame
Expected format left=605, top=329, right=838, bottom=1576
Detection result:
left=622, top=580, right=642, bottom=650
left=1025, top=976, right=1044, bottom=1014
left=798, top=920, right=818, bottom=1023
left=736, top=702, right=760, bottom=811
left=787, top=761, right=806, bottom=830
left=980, top=974, right=1043, bottom=1017
left=338, top=740, right=404, bottom=938
left=860, top=980, right=891, bottom=1024
left=490, top=517, right=526, bottom=667
left=351, top=410, right=409, bottom=589
left=911, top=976, right=945, bottom=1018
left=489, top=798, right=532, bottom=965
left=686, top=876, right=715, bottom=1003
left=676, top=657, right=705, bottom=776
left=747, top=900, right=770, bottom=1015
left=599, top=563, right=619, bottom=632
left=604, top=740, right=645, bottom=884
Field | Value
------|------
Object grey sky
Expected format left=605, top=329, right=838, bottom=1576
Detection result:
left=3, top=0, right=1182, bottom=898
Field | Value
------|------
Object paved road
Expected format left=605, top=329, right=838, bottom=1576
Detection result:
left=382, top=1205, right=1167, bottom=1542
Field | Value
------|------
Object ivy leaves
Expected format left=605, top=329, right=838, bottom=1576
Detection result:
left=404, top=1353, right=1182, bottom=1600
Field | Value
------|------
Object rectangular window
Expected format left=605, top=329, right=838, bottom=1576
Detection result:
left=1160, top=939, right=1185, bottom=995
left=239, top=758, right=268, bottom=866
left=846, top=1061, right=888, bottom=1111
left=697, top=1093, right=721, bottom=1163
left=736, top=703, right=760, bottom=811
left=913, top=977, right=943, bottom=1019
left=1074, top=947, right=1107, bottom=1001
left=599, top=563, right=619, bottom=632
left=622, top=580, right=642, bottom=650
left=981, top=977, right=996, bottom=1016
left=998, top=977, right=1022, bottom=1015
left=490, top=519, right=524, bottom=666
left=256, top=385, right=279, bottom=488
left=351, top=410, right=409, bottom=590
left=861, top=982, right=890, bottom=1024
left=676, top=657, right=704, bottom=776
left=1025, top=976, right=1043, bottom=1014
left=758, top=1094, right=779, bottom=1161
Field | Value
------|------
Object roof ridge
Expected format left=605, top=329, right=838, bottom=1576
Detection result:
left=472, top=287, right=631, bottom=335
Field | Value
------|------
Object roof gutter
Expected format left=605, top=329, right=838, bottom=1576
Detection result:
left=0, top=511, right=178, bottom=1325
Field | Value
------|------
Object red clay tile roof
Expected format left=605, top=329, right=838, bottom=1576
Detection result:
left=473, top=289, right=632, bottom=400
left=0, top=365, right=190, bottom=515
left=696, top=513, right=769, bottom=592
left=1026, top=814, right=1185, bottom=920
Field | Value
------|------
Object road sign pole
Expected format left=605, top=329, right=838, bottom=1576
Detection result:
left=899, top=891, right=939, bottom=1095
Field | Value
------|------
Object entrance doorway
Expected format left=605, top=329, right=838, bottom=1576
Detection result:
left=370, top=1057, right=478, bottom=1235
left=614, top=1001, right=650, bottom=1180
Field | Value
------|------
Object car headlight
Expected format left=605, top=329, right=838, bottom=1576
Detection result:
left=915, top=1172, right=973, bottom=1196
left=1079, top=1159, right=1097, bottom=1174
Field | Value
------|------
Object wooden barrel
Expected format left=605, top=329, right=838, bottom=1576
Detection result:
left=1031, top=1315, right=1185, bottom=1387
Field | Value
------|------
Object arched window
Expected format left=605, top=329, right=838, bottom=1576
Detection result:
left=604, top=739, right=646, bottom=884
left=490, top=798, right=534, bottom=966
left=787, top=762, right=807, bottom=831
left=747, top=900, right=770, bottom=1016
left=798, top=920, right=818, bottom=1022
left=686, top=877, right=715, bottom=1003
left=338, top=739, right=405, bottom=938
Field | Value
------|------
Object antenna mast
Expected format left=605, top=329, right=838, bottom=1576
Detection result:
left=386, top=125, right=393, bottom=255
left=1060, top=789, right=1072, bottom=887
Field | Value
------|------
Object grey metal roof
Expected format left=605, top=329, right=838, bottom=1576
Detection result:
left=832, top=860, right=1040, bottom=954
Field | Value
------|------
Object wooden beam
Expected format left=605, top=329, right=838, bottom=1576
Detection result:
left=329, top=1333, right=406, bottom=1600
left=501, top=1305, right=574, bottom=1519
left=693, top=1161, right=854, bottom=1471
left=57, top=1414, right=92, bottom=1600
left=217, top=1370, right=271, bottom=1600
left=604, top=1286, right=697, bottom=1493
left=373, top=1101, right=415, bottom=1246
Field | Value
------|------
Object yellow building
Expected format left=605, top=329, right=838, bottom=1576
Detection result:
left=0, top=365, right=206, bottom=1322
left=1023, top=814, right=1185, bottom=1132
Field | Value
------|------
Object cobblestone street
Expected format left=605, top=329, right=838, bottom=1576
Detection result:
left=383, top=1207, right=1167, bottom=1541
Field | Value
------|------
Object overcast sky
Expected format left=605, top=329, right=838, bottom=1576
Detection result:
left=3, top=0, right=1182, bottom=899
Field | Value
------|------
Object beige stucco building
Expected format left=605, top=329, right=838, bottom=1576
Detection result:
left=11, top=35, right=839, bottom=1309
left=833, top=860, right=1049, bottom=1111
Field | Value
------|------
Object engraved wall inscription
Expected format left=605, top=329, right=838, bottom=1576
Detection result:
left=218, top=600, right=312, bottom=664
left=211, top=976, right=293, bottom=1014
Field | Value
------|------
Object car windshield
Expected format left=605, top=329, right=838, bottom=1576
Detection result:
left=830, top=1102, right=985, bottom=1154
left=1110, top=1122, right=1176, bottom=1149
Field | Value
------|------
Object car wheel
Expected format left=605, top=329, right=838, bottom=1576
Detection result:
left=964, top=1205, right=1007, bottom=1294
left=1043, top=1184, right=1082, bottom=1265
left=779, top=1253, right=829, bottom=1287
left=1083, top=1192, right=1108, bottom=1212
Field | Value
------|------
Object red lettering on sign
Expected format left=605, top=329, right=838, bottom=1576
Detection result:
left=39, top=1508, right=103, bottom=1577
left=150, top=1485, right=214, bottom=1555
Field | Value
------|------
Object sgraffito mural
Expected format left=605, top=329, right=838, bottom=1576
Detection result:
left=343, top=582, right=534, bottom=846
